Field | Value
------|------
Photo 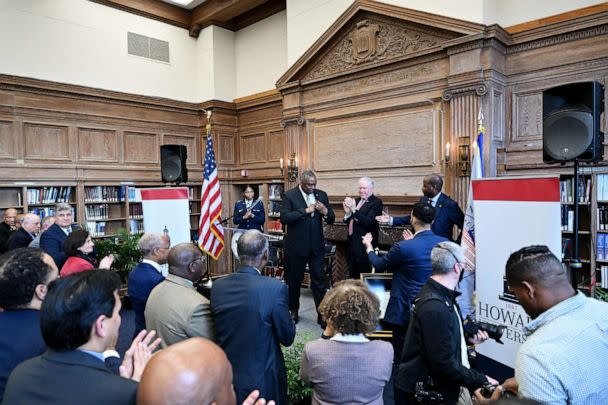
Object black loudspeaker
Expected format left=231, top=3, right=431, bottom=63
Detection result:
left=543, top=81, right=604, bottom=163
left=160, top=144, right=188, bottom=183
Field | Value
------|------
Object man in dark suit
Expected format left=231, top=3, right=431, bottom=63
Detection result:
left=40, top=203, right=79, bottom=268
left=377, top=174, right=464, bottom=242
left=7, top=213, right=40, bottom=250
left=0, top=248, right=58, bottom=401
left=363, top=199, right=447, bottom=363
left=0, top=208, right=17, bottom=253
left=211, top=230, right=295, bottom=405
left=343, top=177, right=383, bottom=280
left=279, top=170, right=335, bottom=324
left=3, top=270, right=160, bottom=405
left=127, top=232, right=170, bottom=337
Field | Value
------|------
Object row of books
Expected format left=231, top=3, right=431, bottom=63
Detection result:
left=598, top=266, right=608, bottom=288
left=85, top=186, right=125, bottom=203
left=127, top=187, right=141, bottom=202
left=596, top=174, right=608, bottom=201
left=129, top=219, right=144, bottom=234
left=597, top=207, right=608, bottom=230
left=268, top=201, right=281, bottom=217
left=29, top=207, right=76, bottom=221
left=84, top=221, right=107, bottom=237
left=560, top=206, right=575, bottom=232
left=597, top=233, right=608, bottom=261
left=129, top=204, right=143, bottom=217
left=27, top=187, right=73, bottom=205
left=560, top=177, right=591, bottom=203
left=85, top=204, right=113, bottom=221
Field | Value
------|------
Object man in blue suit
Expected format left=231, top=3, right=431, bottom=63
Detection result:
left=363, top=199, right=447, bottom=363
left=127, top=232, right=170, bottom=337
left=211, top=230, right=295, bottom=405
left=40, top=203, right=79, bottom=268
left=377, top=174, right=464, bottom=242
left=0, top=248, right=58, bottom=401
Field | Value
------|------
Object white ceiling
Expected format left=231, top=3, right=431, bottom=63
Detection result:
left=160, top=0, right=208, bottom=10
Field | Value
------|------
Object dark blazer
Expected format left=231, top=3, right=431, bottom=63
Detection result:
left=344, top=194, right=383, bottom=257
left=233, top=199, right=265, bottom=231
left=0, top=309, right=46, bottom=401
left=0, top=222, right=15, bottom=253
left=127, top=261, right=165, bottom=336
left=2, top=350, right=137, bottom=405
left=280, top=187, right=335, bottom=257
left=6, top=227, right=34, bottom=250
left=393, top=193, right=464, bottom=241
left=367, top=230, right=447, bottom=326
left=39, top=223, right=79, bottom=269
left=211, top=266, right=296, bottom=405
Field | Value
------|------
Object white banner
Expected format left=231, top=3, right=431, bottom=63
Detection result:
left=140, top=187, right=191, bottom=246
left=474, top=176, right=561, bottom=368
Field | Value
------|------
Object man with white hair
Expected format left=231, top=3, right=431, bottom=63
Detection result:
left=40, top=203, right=78, bottom=268
left=128, top=232, right=171, bottom=336
left=7, top=214, right=41, bottom=250
left=0, top=208, right=18, bottom=253
left=29, top=216, right=55, bottom=249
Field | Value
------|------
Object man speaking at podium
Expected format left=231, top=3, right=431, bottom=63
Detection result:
left=280, top=170, right=335, bottom=326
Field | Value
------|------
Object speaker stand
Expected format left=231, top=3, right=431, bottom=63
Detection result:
left=569, top=160, right=582, bottom=288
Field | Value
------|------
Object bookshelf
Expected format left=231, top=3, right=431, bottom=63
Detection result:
left=265, top=181, right=284, bottom=235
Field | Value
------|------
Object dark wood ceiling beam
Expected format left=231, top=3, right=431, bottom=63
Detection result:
left=90, top=0, right=191, bottom=29
left=232, top=0, right=286, bottom=31
left=189, top=0, right=268, bottom=35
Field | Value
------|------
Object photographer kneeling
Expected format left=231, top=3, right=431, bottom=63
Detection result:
left=395, top=241, right=497, bottom=405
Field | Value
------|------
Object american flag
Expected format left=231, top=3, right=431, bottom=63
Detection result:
left=198, top=124, right=224, bottom=259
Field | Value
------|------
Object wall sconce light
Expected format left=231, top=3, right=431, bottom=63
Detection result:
left=287, top=153, right=298, bottom=182
left=279, top=158, right=284, bottom=175
left=458, top=144, right=470, bottom=176
left=445, top=142, right=450, bottom=163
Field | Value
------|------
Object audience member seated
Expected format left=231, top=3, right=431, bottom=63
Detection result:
left=137, top=337, right=275, bottom=405
left=2, top=270, right=160, bottom=405
left=475, top=246, right=608, bottom=405
left=0, top=208, right=17, bottom=254
left=128, top=232, right=170, bottom=337
left=0, top=248, right=58, bottom=401
left=40, top=203, right=79, bottom=268
left=29, top=216, right=55, bottom=248
left=145, top=243, right=214, bottom=347
left=212, top=230, right=295, bottom=405
left=299, top=279, right=393, bottom=405
left=60, top=229, right=113, bottom=277
left=7, top=213, right=40, bottom=250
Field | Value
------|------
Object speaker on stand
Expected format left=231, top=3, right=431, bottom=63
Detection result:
left=543, top=81, right=605, bottom=287
left=160, top=145, right=188, bottom=185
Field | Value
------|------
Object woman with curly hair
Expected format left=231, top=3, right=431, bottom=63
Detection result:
left=299, top=280, right=393, bottom=404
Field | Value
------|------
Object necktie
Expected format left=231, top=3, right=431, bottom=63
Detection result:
left=348, top=199, right=365, bottom=235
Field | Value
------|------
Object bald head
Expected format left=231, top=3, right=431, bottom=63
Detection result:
left=168, top=243, right=205, bottom=281
left=3, top=208, right=17, bottom=226
left=137, top=338, right=236, bottom=405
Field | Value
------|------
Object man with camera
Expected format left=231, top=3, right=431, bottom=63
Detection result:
left=395, top=241, right=497, bottom=405
left=475, top=245, right=608, bottom=405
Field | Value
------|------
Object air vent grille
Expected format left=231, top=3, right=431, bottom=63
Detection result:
left=128, top=32, right=170, bottom=63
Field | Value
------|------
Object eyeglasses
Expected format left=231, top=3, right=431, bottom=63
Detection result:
left=435, top=246, right=470, bottom=272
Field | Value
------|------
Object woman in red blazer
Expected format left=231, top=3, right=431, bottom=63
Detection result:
left=60, top=230, right=113, bottom=277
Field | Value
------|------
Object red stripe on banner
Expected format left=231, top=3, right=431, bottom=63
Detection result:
left=472, top=178, right=560, bottom=202
left=141, top=188, right=189, bottom=201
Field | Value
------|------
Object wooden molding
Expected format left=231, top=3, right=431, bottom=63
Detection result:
left=90, top=0, right=191, bottom=29
left=506, top=3, right=608, bottom=34
left=234, top=89, right=282, bottom=110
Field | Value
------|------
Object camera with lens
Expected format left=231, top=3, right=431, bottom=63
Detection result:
left=479, top=382, right=515, bottom=399
left=463, top=316, right=506, bottom=344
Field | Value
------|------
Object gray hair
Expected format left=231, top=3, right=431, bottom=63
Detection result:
left=237, top=230, right=268, bottom=265
left=300, top=170, right=317, bottom=182
left=359, top=177, right=374, bottom=189
left=54, top=203, right=72, bottom=214
left=431, top=241, right=465, bottom=275
left=138, top=233, right=167, bottom=257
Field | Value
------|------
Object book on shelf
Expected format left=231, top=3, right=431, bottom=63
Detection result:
left=85, top=186, right=125, bottom=202
left=85, top=204, right=109, bottom=221
left=85, top=221, right=106, bottom=237
left=127, top=187, right=142, bottom=202
left=560, top=205, right=574, bottom=232
left=600, top=266, right=608, bottom=288
left=27, top=187, right=73, bottom=205
left=129, top=219, right=144, bottom=234
left=562, top=238, right=573, bottom=260
left=560, top=177, right=591, bottom=203
left=597, top=233, right=606, bottom=261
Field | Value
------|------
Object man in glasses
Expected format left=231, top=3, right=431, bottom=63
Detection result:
left=128, top=232, right=171, bottom=337
left=145, top=243, right=214, bottom=348
left=395, top=241, right=497, bottom=405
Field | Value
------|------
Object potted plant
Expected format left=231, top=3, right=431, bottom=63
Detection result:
left=282, top=332, right=313, bottom=405
left=94, top=228, right=143, bottom=286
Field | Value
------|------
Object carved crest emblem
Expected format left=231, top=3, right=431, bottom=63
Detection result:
left=349, top=20, right=380, bottom=63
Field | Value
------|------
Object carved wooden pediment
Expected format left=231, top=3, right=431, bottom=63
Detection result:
left=277, top=0, right=485, bottom=86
